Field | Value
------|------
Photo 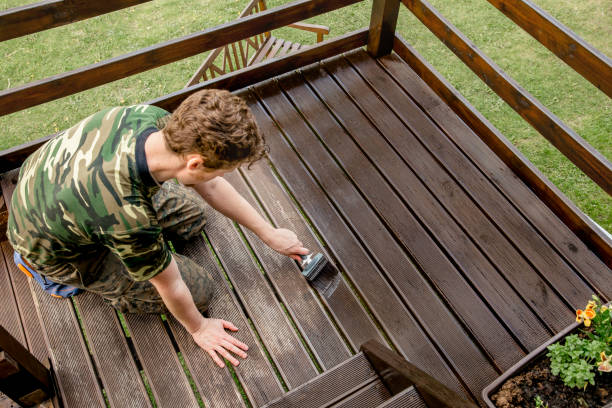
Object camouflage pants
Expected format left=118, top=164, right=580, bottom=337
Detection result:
left=55, top=181, right=214, bottom=314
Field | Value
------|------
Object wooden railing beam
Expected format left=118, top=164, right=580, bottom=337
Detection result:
left=486, top=0, right=612, bottom=98
left=0, top=0, right=153, bottom=42
left=0, top=29, right=369, bottom=174
left=401, top=0, right=612, bottom=196
left=0, top=0, right=361, bottom=117
left=367, top=0, right=400, bottom=58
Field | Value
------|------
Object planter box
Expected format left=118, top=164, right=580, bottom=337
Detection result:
left=482, top=321, right=580, bottom=408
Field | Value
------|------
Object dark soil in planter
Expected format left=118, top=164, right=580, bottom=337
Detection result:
left=491, top=355, right=612, bottom=408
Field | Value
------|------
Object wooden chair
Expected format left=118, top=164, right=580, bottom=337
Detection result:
left=186, top=0, right=330, bottom=86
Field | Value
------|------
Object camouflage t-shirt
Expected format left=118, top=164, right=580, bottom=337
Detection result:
left=8, top=105, right=172, bottom=282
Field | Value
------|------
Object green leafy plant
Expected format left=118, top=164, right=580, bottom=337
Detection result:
left=546, top=295, right=611, bottom=389
left=534, top=395, right=548, bottom=407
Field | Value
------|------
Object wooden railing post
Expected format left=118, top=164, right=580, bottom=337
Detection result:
left=367, top=0, right=400, bottom=57
left=0, top=326, right=53, bottom=407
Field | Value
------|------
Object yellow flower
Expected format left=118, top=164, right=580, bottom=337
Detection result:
left=586, top=300, right=596, bottom=310
left=598, top=352, right=612, bottom=373
left=575, top=308, right=596, bottom=327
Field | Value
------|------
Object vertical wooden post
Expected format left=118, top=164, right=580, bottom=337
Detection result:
left=367, top=0, right=401, bottom=57
left=0, top=326, right=52, bottom=407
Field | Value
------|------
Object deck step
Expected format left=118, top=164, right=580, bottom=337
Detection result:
left=376, top=386, right=427, bottom=408
left=261, top=352, right=380, bottom=408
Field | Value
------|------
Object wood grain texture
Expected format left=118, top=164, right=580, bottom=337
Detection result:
left=333, top=52, right=587, bottom=326
left=367, top=0, right=400, bottom=57
left=262, top=353, right=376, bottom=408
left=486, top=0, right=612, bottom=98
left=202, top=199, right=319, bottom=389
left=238, top=161, right=385, bottom=351
left=0, top=245, right=25, bottom=347
left=0, top=0, right=153, bottom=42
left=391, top=34, right=612, bottom=271
left=225, top=170, right=354, bottom=369
left=376, top=51, right=612, bottom=301
left=174, top=235, right=284, bottom=407
left=74, top=294, right=151, bottom=408
left=0, top=0, right=361, bottom=116
left=273, top=67, right=504, bottom=394
left=122, top=313, right=199, bottom=408
left=401, top=0, right=612, bottom=196
left=298, top=58, right=546, bottom=357
left=362, top=340, right=478, bottom=408
left=0, top=241, right=48, bottom=364
left=246, top=87, right=470, bottom=398
left=376, top=386, right=427, bottom=408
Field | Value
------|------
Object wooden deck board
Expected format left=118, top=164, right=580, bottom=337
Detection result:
left=376, top=52, right=612, bottom=299
left=346, top=51, right=597, bottom=312
left=294, top=62, right=534, bottom=366
left=246, top=87, right=470, bottom=398
left=174, top=235, right=284, bottom=407
left=0, top=240, right=25, bottom=346
left=236, top=162, right=386, bottom=351
left=203, top=202, right=320, bottom=388
left=73, top=294, right=152, bottom=408
left=225, top=170, right=354, bottom=369
left=1, top=48, right=610, bottom=408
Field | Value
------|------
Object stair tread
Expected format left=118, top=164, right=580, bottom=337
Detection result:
left=262, top=352, right=377, bottom=408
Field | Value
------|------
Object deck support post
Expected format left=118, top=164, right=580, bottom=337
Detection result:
left=367, top=0, right=400, bottom=57
left=0, top=326, right=53, bottom=407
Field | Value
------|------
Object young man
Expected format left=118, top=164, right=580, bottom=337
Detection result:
left=8, top=89, right=308, bottom=368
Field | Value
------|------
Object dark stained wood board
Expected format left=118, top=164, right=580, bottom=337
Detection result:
left=173, top=235, right=284, bottom=407
left=262, top=353, right=377, bottom=408
left=199, top=201, right=320, bottom=388
left=224, top=170, right=354, bottom=368
left=376, top=387, right=427, bottom=408
left=0, top=242, right=48, bottom=364
left=236, top=161, right=385, bottom=351
left=121, top=313, right=199, bottom=408
left=346, top=51, right=602, bottom=307
left=309, top=53, right=578, bottom=335
left=0, top=0, right=153, bottom=42
left=291, top=62, right=545, bottom=361
left=244, top=88, right=473, bottom=399
left=331, top=53, right=593, bottom=318
left=253, top=77, right=502, bottom=395
left=377, top=49, right=612, bottom=299
left=73, top=294, right=152, bottom=408
left=329, top=379, right=390, bottom=408
left=0, top=241, right=26, bottom=346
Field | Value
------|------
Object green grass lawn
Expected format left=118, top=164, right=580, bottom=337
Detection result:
left=0, top=0, right=610, bottom=232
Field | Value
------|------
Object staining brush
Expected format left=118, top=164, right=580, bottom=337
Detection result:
left=299, top=253, right=341, bottom=298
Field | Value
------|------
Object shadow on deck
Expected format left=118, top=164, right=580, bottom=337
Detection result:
left=1, top=49, right=610, bottom=407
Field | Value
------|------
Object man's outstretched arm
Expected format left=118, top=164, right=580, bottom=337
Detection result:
left=149, top=255, right=248, bottom=367
left=193, top=176, right=309, bottom=260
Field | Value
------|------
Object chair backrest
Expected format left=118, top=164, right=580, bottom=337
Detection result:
left=186, top=0, right=271, bottom=85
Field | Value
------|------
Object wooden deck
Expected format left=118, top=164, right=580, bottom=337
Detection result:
left=1, top=48, right=610, bottom=408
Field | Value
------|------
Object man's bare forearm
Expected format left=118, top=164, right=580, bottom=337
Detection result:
left=193, top=177, right=273, bottom=239
left=150, top=256, right=205, bottom=334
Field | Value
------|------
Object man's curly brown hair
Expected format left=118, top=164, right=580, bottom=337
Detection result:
left=160, top=89, right=266, bottom=170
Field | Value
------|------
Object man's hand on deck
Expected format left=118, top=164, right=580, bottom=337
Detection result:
left=262, top=227, right=309, bottom=261
left=191, top=318, right=249, bottom=368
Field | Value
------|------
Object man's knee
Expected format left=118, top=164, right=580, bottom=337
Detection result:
left=153, top=182, right=207, bottom=241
